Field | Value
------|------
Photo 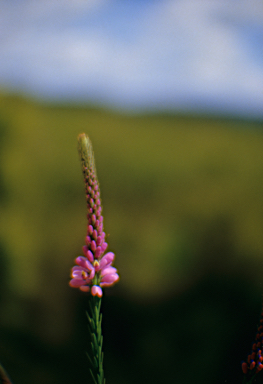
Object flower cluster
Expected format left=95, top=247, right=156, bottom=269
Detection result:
left=69, top=134, right=119, bottom=297
left=242, top=308, right=263, bottom=377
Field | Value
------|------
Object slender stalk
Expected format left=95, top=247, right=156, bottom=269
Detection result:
left=86, top=296, right=105, bottom=384
left=242, top=373, right=256, bottom=384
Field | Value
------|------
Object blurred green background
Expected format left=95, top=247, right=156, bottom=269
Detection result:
left=0, top=91, right=263, bottom=384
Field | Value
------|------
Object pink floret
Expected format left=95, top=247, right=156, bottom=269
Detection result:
left=70, top=250, right=119, bottom=294
left=80, top=286, right=90, bottom=292
left=101, top=273, right=119, bottom=284
left=101, top=267, right=117, bottom=276
left=70, top=278, right=86, bottom=288
left=75, top=256, right=94, bottom=271
left=91, top=285, right=103, bottom=297
left=82, top=246, right=94, bottom=262
left=99, top=252, right=115, bottom=269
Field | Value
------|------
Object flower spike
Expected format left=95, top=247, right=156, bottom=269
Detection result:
left=69, top=133, right=119, bottom=296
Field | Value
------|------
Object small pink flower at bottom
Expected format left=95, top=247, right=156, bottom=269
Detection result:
left=91, top=285, right=103, bottom=297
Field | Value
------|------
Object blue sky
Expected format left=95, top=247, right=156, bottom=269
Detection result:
left=0, top=0, right=263, bottom=116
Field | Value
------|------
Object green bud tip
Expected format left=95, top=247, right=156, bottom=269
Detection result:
left=77, top=133, right=97, bottom=176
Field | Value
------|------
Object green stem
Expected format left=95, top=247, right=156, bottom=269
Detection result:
left=243, top=372, right=257, bottom=384
left=86, top=296, right=105, bottom=384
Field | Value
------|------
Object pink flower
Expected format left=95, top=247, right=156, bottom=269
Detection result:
left=69, top=252, right=119, bottom=295
left=69, top=134, right=119, bottom=296
left=91, top=285, right=103, bottom=297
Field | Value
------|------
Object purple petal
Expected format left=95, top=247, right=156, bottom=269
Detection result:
left=100, top=281, right=116, bottom=287
left=88, top=225, right=93, bottom=235
left=89, top=268, right=95, bottom=280
left=99, top=252, right=115, bottom=269
left=91, top=240, right=97, bottom=252
left=87, top=251, right=94, bottom=263
left=101, top=273, right=119, bottom=284
left=82, top=245, right=88, bottom=256
left=101, top=242, right=108, bottom=252
left=75, top=256, right=87, bottom=268
left=96, top=236, right=102, bottom=246
left=69, top=278, right=84, bottom=288
left=71, top=268, right=86, bottom=278
left=79, top=286, right=90, bottom=292
left=75, top=256, right=94, bottom=271
left=100, top=267, right=117, bottom=277
left=71, top=266, right=94, bottom=281
left=85, top=236, right=91, bottom=246
left=95, top=246, right=102, bottom=259
left=91, top=285, right=103, bottom=297
left=82, top=246, right=94, bottom=262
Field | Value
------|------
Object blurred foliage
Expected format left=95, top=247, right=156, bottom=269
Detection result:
left=0, top=90, right=263, bottom=383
